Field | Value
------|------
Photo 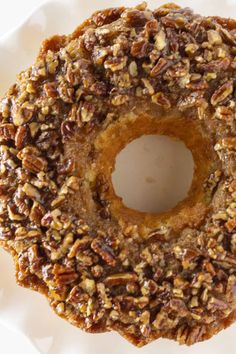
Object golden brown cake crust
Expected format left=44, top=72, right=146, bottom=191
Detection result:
left=0, top=2, right=236, bottom=347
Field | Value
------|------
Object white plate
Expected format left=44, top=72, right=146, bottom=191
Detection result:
left=1, top=1, right=236, bottom=354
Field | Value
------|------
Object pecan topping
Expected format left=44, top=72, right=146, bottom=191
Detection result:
left=1, top=2, right=236, bottom=348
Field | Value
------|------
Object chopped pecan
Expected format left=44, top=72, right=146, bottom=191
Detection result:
left=58, top=83, right=74, bottom=103
left=79, top=278, right=96, bottom=296
left=90, top=81, right=107, bottom=96
left=141, top=78, right=154, bottom=95
left=225, top=217, right=236, bottom=232
left=80, top=101, right=95, bottom=122
left=166, top=27, right=179, bottom=52
left=207, top=297, right=229, bottom=312
left=145, top=19, right=159, bottom=34
left=221, top=137, right=236, bottom=149
left=155, top=29, right=167, bottom=51
left=181, top=248, right=201, bottom=269
left=0, top=123, right=15, bottom=142
left=185, top=326, right=206, bottom=346
left=44, top=82, right=58, bottom=98
left=7, top=205, right=25, bottom=221
left=92, top=47, right=109, bottom=65
left=185, top=43, right=199, bottom=55
left=57, top=158, right=75, bottom=175
left=178, top=91, right=203, bottom=109
left=104, top=272, right=138, bottom=286
left=154, top=3, right=181, bottom=17
left=104, top=56, right=127, bottom=72
left=41, top=212, right=53, bottom=227
left=15, top=227, right=42, bottom=240
left=207, top=30, right=222, bottom=45
left=215, top=106, right=234, bottom=121
left=91, top=265, right=104, bottom=278
left=151, top=92, right=171, bottom=108
left=53, top=264, right=78, bottom=285
left=22, top=182, right=41, bottom=201
left=186, top=80, right=208, bottom=90
left=92, top=7, right=125, bottom=26
left=28, top=244, right=43, bottom=273
left=12, top=103, right=34, bottom=126
left=168, top=298, right=188, bottom=316
left=55, top=302, right=65, bottom=315
left=65, top=176, right=79, bottom=191
left=128, top=61, right=138, bottom=77
left=150, top=58, right=173, bottom=77
left=197, top=58, right=230, bottom=73
left=161, top=14, right=187, bottom=29
left=122, top=10, right=150, bottom=26
left=67, top=285, right=87, bottom=304
left=91, top=236, right=116, bottom=266
left=61, top=120, right=76, bottom=139
left=68, top=236, right=92, bottom=258
left=219, top=27, right=236, bottom=45
left=29, top=201, right=45, bottom=225
left=111, top=94, right=129, bottom=106
left=142, top=279, right=158, bottom=295
left=131, top=39, right=153, bottom=58
left=14, top=194, right=29, bottom=216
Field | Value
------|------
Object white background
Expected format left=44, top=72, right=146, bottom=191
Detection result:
left=0, top=0, right=44, bottom=37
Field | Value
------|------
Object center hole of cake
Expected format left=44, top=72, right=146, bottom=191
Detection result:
left=112, top=135, right=194, bottom=213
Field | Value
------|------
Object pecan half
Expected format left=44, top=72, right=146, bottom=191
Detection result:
left=211, top=80, right=233, bottom=106
left=19, top=152, right=47, bottom=173
left=15, top=126, right=29, bottom=149
left=91, top=236, right=117, bottom=266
